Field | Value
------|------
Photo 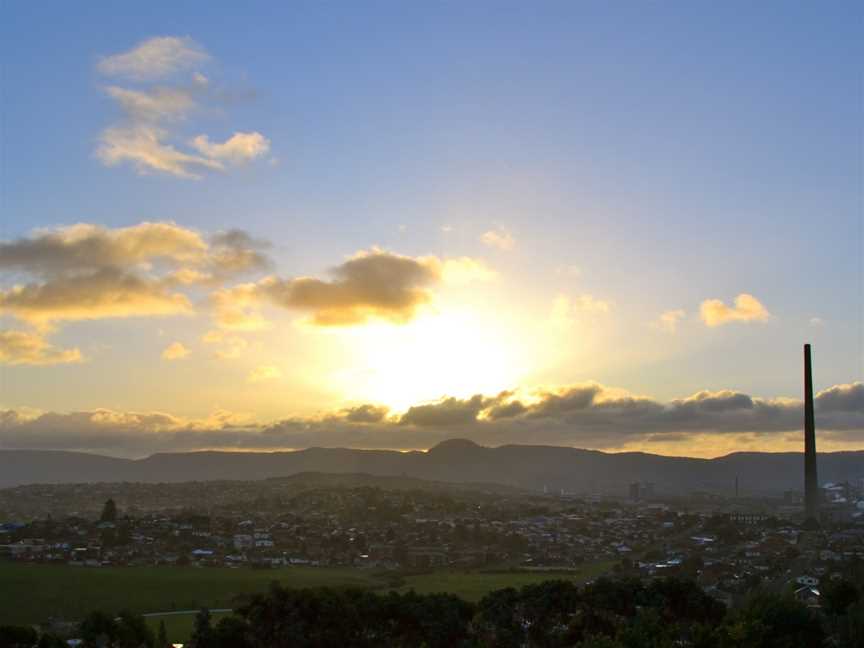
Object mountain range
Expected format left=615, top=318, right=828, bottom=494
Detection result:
left=2, top=440, right=863, bottom=495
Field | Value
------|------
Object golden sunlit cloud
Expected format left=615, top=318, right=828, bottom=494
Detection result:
left=700, top=293, right=770, bottom=326
left=161, top=341, right=190, bottom=360
left=201, top=329, right=249, bottom=359
left=248, top=365, right=282, bottom=383
left=0, top=329, right=83, bottom=366
left=212, top=249, right=494, bottom=330
left=0, top=271, right=194, bottom=324
left=480, top=227, right=515, bottom=251
left=653, top=309, right=686, bottom=333
left=550, top=293, right=611, bottom=328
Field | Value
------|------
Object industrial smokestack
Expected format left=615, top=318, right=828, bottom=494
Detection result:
left=804, top=344, right=819, bottom=524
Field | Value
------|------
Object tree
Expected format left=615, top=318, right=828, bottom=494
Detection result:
left=115, top=611, right=154, bottom=648
left=822, top=578, right=860, bottom=616
left=722, top=591, right=825, bottom=648
left=212, top=616, right=253, bottom=648
left=79, top=610, right=118, bottom=648
left=156, top=621, right=169, bottom=648
left=100, top=499, right=117, bottom=523
left=0, top=625, right=38, bottom=648
left=189, top=607, right=214, bottom=648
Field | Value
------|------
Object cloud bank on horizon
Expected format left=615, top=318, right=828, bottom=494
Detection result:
left=0, top=380, right=861, bottom=458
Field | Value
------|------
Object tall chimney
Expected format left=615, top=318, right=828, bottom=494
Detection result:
left=804, top=344, right=819, bottom=523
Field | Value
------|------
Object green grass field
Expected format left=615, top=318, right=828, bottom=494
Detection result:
left=0, top=560, right=614, bottom=639
left=397, top=562, right=615, bottom=601
left=0, top=562, right=384, bottom=625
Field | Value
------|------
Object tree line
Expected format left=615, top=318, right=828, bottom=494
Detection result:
left=1, top=575, right=862, bottom=647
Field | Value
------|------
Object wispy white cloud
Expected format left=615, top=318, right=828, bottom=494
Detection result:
left=190, top=132, right=271, bottom=165
left=97, top=36, right=210, bottom=81
left=96, top=36, right=271, bottom=179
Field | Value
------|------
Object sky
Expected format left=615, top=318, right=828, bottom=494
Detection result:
left=1, top=1, right=862, bottom=458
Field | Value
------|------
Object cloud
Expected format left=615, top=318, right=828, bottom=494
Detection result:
left=162, top=342, right=190, bottom=360
left=207, top=249, right=490, bottom=329
left=340, top=404, right=390, bottom=424
left=0, top=222, right=269, bottom=326
left=2, top=381, right=861, bottom=457
left=255, top=249, right=444, bottom=326
left=653, top=309, right=686, bottom=333
left=700, top=293, right=770, bottom=327
left=815, top=382, right=864, bottom=413
left=248, top=365, right=282, bottom=383
left=104, top=86, right=196, bottom=122
left=0, top=270, right=193, bottom=324
left=97, top=126, right=222, bottom=180
left=809, top=317, right=825, bottom=327
left=97, top=36, right=210, bottom=81
left=0, top=330, right=82, bottom=366
left=96, top=36, right=270, bottom=178
left=440, top=257, right=497, bottom=284
left=201, top=330, right=249, bottom=360
left=210, top=282, right=272, bottom=331
left=550, top=294, right=611, bottom=327
left=190, top=132, right=271, bottom=165
left=399, top=395, right=491, bottom=426
left=480, top=228, right=515, bottom=251
left=575, top=294, right=611, bottom=314
left=0, top=221, right=207, bottom=276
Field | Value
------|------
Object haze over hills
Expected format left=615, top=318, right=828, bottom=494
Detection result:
left=2, top=440, right=863, bottom=495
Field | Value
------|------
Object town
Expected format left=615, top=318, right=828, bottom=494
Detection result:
left=3, top=472, right=864, bottom=615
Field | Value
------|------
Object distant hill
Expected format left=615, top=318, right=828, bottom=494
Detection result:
left=1, top=440, right=863, bottom=495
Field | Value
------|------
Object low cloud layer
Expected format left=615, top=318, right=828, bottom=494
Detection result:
left=1, top=381, right=861, bottom=457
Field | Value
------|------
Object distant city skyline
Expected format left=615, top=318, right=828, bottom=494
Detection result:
left=1, top=2, right=862, bottom=458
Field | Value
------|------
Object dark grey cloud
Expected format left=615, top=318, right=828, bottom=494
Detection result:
left=399, top=395, right=491, bottom=427
left=1, top=382, right=861, bottom=458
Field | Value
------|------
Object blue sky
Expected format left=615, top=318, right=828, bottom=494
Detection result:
left=0, top=2, right=861, bottom=456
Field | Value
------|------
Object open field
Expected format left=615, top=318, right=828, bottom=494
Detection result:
left=0, top=560, right=614, bottom=637
left=397, top=562, right=615, bottom=601
left=0, top=562, right=385, bottom=625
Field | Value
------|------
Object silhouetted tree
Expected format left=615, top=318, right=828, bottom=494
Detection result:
left=0, top=625, right=38, bottom=648
left=156, top=621, right=169, bottom=648
left=115, top=611, right=154, bottom=648
left=822, top=578, right=860, bottom=616
left=212, top=616, right=253, bottom=648
left=189, top=608, right=214, bottom=648
left=79, top=610, right=118, bottom=647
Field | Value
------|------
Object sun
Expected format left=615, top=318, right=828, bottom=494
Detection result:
left=332, top=307, right=531, bottom=412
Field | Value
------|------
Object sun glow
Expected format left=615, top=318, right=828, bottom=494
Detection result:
left=332, top=308, right=531, bottom=412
